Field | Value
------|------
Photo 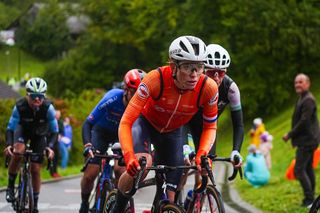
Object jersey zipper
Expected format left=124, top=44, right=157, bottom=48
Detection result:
left=160, top=93, right=182, bottom=133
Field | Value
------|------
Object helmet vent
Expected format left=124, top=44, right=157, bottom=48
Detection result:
left=191, top=44, right=199, bottom=56
left=179, top=41, right=189, bottom=53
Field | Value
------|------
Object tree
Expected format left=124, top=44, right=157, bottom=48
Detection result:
left=16, top=1, right=73, bottom=60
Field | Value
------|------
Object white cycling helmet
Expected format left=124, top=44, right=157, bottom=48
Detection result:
left=169, top=36, right=207, bottom=62
left=205, top=44, right=231, bottom=69
left=25, top=77, right=47, bottom=94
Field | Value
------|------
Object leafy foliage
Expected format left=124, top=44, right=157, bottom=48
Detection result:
left=4, top=0, right=320, bottom=118
left=40, top=0, right=320, bottom=118
left=15, top=0, right=73, bottom=60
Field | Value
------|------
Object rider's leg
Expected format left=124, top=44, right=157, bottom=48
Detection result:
left=6, top=143, right=25, bottom=202
left=151, top=126, right=184, bottom=205
left=80, top=126, right=117, bottom=212
left=8, top=143, right=25, bottom=183
left=30, top=163, right=42, bottom=209
left=80, top=164, right=100, bottom=202
left=113, top=153, right=152, bottom=212
left=30, top=135, right=47, bottom=211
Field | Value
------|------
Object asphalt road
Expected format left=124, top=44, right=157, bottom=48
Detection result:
left=0, top=162, right=262, bottom=213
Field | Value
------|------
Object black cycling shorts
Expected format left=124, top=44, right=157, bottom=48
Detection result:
left=133, top=115, right=184, bottom=192
left=14, top=125, right=47, bottom=163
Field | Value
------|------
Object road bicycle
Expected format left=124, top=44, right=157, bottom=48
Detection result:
left=104, top=155, right=228, bottom=213
left=181, top=154, right=242, bottom=213
left=5, top=144, right=51, bottom=213
left=81, top=143, right=124, bottom=213
left=309, top=194, right=320, bottom=213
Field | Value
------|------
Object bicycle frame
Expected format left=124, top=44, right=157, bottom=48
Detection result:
left=81, top=150, right=123, bottom=213
left=184, top=155, right=243, bottom=213
left=11, top=147, right=46, bottom=213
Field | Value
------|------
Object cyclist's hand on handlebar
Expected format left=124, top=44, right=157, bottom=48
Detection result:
left=83, top=143, right=95, bottom=158
left=195, top=150, right=208, bottom=172
left=124, top=152, right=140, bottom=177
left=230, top=150, right=243, bottom=168
left=4, top=145, right=13, bottom=156
left=45, top=147, right=55, bottom=160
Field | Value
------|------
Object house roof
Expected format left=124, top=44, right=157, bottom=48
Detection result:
left=0, top=80, right=21, bottom=99
left=6, top=3, right=90, bottom=36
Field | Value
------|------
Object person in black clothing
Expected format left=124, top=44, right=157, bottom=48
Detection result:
left=49, top=109, right=64, bottom=178
left=283, top=73, right=320, bottom=208
left=4, top=77, right=58, bottom=213
left=187, top=44, right=244, bottom=165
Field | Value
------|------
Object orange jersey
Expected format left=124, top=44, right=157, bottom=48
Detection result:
left=119, top=65, right=219, bottom=155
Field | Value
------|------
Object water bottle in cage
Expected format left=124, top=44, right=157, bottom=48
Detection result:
left=184, top=189, right=193, bottom=210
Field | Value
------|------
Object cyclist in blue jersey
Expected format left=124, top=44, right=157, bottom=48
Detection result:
left=4, top=77, right=58, bottom=213
left=187, top=44, right=244, bottom=165
left=79, top=69, right=146, bottom=213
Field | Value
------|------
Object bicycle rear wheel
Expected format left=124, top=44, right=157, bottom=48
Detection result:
left=186, top=185, right=225, bottom=213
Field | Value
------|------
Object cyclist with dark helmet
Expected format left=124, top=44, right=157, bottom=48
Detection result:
left=79, top=69, right=146, bottom=213
left=4, top=77, right=58, bottom=213
left=188, top=44, right=244, bottom=166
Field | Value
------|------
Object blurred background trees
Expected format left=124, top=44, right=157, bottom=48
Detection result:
left=2, top=0, right=320, bottom=118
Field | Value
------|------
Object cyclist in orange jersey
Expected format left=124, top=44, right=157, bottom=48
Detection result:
left=112, top=36, right=219, bottom=212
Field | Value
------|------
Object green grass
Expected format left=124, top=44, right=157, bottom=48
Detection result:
left=229, top=97, right=320, bottom=212
left=0, top=46, right=46, bottom=81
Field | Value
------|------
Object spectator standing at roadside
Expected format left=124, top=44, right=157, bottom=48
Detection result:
left=59, top=116, right=73, bottom=169
left=283, top=73, right=320, bottom=208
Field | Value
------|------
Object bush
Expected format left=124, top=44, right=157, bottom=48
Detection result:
left=0, top=89, right=104, bottom=185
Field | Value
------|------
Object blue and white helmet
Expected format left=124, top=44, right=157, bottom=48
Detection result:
left=169, top=36, right=207, bottom=62
left=205, top=44, right=231, bottom=70
left=25, top=77, right=47, bottom=94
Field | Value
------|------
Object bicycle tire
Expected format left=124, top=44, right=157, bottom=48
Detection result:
left=98, top=180, right=113, bottom=213
left=162, top=203, right=184, bottom=213
left=309, top=195, right=320, bottom=213
left=25, top=172, right=34, bottom=213
left=103, top=189, right=117, bottom=213
left=17, top=171, right=34, bottom=213
left=16, top=172, right=23, bottom=212
left=102, top=189, right=133, bottom=213
left=186, top=185, right=225, bottom=213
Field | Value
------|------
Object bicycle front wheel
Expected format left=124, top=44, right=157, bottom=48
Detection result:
left=98, top=180, right=113, bottom=212
left=187, top=185, right=225, bottom=213
left=18, top=172, right=34, bottom=213
left=102, top=189, right=133, bottom=213
left=162, top=203, right=184, bottom=213
left=102, top=189, right=117, bottom=213
left=201, top=185, right=225, bottom=213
